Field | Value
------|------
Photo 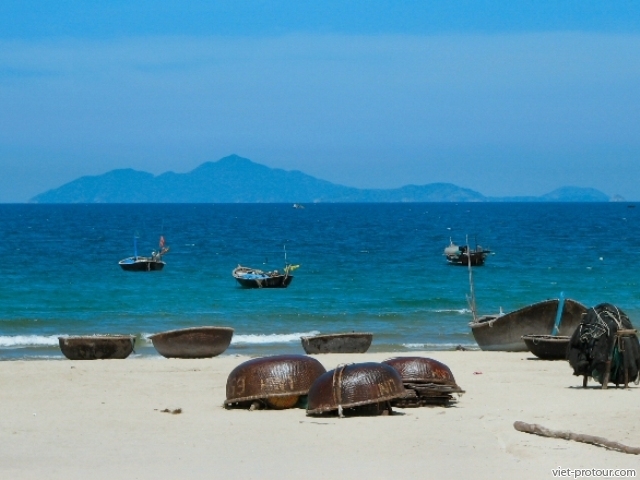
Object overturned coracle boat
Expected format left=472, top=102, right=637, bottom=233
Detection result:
left=382, top=357, right=464, bottom=407
left=59, top=335, right=135, bottom=360
left=470, top=298, right=587, bottom=352
left=224, top=354, right=326, bottom=410
left=306, top=362, right=406, bottom=417
left=568, top=303, right=640, bottom=388
left=149, top=326, right=234, bottom=359
left=300, top=332, right=373, bottom=354
left=522, top=334, right=570, bottom=360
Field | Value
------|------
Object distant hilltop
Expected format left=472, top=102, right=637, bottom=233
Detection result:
left=30, top=155, right=620, bottom=204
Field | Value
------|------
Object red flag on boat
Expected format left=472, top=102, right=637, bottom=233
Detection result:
left=159, top=236, right=165, bottom=249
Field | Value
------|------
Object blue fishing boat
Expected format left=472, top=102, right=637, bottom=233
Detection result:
left=119, top=236, right=169, bottom=271
left=232, top=264, right=297, bottom=288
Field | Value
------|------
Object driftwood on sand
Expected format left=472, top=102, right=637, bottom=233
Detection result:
left=514, top=421, right=640, bottom=455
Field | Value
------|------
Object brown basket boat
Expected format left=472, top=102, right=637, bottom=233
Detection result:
left=58, top=335, right=135, bottom=360
left=382, top=357, right=459, bottom=386
left=224, top=354, right=326, bottom=409
left=300, top=332, right=373, bottom=354
left=306, top=362, right=405, bottom=416
left=522, top=334, right=570, bottom=360
left=382, top=357, right=464, bottom=407
left=149, top=326, right=234, bottom=359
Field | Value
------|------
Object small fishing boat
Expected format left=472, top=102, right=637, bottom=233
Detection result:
left=232, top=264, right=298, bottom=289
left=522, top=334, right=571, bottom=360
left=461, top=232, right=586, bottom=352
left=149, top=326, right=234, bottom=358
left=470, top=298, right=587, bottom=351
left=444, top=239, right=491, bottom=266
left=301, top=332, right=373, bottom=354
left=59, top=335, right=135, bottom=360
left=119, top=235, right=169, bottom=271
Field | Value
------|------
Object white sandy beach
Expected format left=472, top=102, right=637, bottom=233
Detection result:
left=1, top=351, right=638, bottom=479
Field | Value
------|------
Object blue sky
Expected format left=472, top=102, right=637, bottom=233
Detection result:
left=1, top=1, right=639, bottom=201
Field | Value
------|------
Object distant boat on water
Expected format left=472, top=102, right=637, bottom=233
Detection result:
left=119, top=235, right=169, bottom=272
left=293, top=203, right=305, bottom=209
left=232, top=264, right=298, bottom=289
left=444, top=239, right=492, bottom=266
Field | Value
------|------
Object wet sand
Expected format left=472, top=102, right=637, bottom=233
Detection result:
left=0, top=351, right=638, bottom=479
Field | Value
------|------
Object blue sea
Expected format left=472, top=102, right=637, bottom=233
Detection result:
left=0, top=203, right=638, bottom=360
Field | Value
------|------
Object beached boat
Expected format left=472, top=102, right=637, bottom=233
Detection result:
left=149, top=326, right=234, bottom=358
left=522, top=334, right=570, bottom=360
left=59, top=335, right=135, bottom=360
left=444, top=239, right=491, bottom=266
left=301, top=332, right=373, bottom=354
left=232, top=264, right=298, bottom=289
left=119, top=235, right=169, bottom=271
left=224, top=355, right=326, bottom=410
left=470, top=298, right=587, bottom=351
left=306, top=362, right=405, bottom=416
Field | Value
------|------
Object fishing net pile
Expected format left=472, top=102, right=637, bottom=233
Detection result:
left=568, top=303, right=640, bottom=386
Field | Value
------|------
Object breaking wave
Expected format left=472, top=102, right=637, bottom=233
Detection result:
left=433, top=308, right=471, bottom=314
left=232, top=331, right=320, bottom=345
left=0, top=335, right=61, bottom=348
left=402, top=342, right=476, bottom=350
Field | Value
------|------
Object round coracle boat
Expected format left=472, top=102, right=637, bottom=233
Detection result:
left=301, top=332, right=373, bottom=354
left=306, top=362, right=406, bottom=417
left=224, top=354, right=326, bottom=410
left=382, top=357, right=464, bottom=407
left=382, top=356, right=458, bottom=385
left=59, top=335, right=135, bottom=360
left=522, top=335, right=570, bottom=360
left=149, top=326, right=234, bottom=359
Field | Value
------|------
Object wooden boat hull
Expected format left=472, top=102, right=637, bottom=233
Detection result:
left=119, top=258, right=165, bottom=271
left=234, top=275, right=293, bottom=288
left=301, top=333, right=373, bottom=354
left=522, top=335, right=570, bottom=360
left=470, top=299, right=587, bottom=352
left=446, top=252, right=487, bottom=266
left=149, top=326, right=234, bottom=358
left=59, top=335, right=135, bottom=360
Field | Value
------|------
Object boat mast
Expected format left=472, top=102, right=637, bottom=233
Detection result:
left=283, top=244, right=289, bottom=278
left=466, top=234, right=478, bottom=322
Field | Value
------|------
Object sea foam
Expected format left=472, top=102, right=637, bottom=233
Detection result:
left=0, top=335, right=61, bottom=348
left=232, top=331, right=320, bottom=345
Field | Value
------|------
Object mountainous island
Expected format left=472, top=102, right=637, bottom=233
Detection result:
left=30, top=155, right=617, bottom=203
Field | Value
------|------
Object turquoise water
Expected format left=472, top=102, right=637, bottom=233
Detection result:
left=0, top=203, right=638, bottom=359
